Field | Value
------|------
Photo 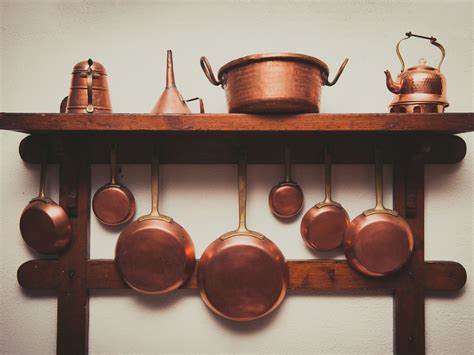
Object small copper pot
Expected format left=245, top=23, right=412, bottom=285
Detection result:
left=66, top=58, right=112, bottom=113
left=200, top=53, right=348, bottom=113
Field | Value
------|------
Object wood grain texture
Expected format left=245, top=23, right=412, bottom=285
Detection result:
left=18, top=133, right=466, bottom=164
left=1, top=112, right=473, bottom=133
left=56, top=141, right=90, bottom=355
left=393, top=158, right=425, bottom=354
left=17, top=259, right=466, bottom=292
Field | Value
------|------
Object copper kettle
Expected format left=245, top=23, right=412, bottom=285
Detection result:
left=384, top=32, right=448, bottom=113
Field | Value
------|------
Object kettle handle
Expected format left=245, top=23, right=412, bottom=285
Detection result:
left=396, top=32, right=446, bottom=72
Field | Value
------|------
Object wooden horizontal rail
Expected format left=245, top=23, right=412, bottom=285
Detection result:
left=17, top=259, right=466, bottom=292
left=19, top=133, right=466, bottom=164
left=1, top=112, right=473, bottom=133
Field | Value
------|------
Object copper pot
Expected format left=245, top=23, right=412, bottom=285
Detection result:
left=384, top=32, right=448, bottom=113
left=66, top=58, right=112, bottom=113
left=200, top=53, right=348, bottom=113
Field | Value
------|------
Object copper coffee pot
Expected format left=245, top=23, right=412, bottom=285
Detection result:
left=66, top=59, right=112, bottom=113
left=384, top=32, right=448, bottom=113
left=152, top=50, right=204, bottom=114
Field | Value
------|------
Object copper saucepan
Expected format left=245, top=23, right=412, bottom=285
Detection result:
left=92, top=144, right=136, bottom=226
left=115, top=143, right=195, bottom=294
left=198, top=155, right=288, bottom=321
left=301, top=148, right=350, bottom=251
left=343, top=149, right=414, bottom=277
left=200, top=53, right=348, bottom=113
left=20, top=148, right=72, bottom=254
left=269, top=146, right=303, bottom=219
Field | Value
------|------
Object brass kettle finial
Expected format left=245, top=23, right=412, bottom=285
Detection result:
left=151, top=50, right=192, bottom=114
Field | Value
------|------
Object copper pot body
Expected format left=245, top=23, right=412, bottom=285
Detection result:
left=115, top=145, right=195, bottom=294
left=66, top=59, right=112, bottom=113
left=198, top=158, right=288, bottom=321
left=343, top=213, right=413, bottom=277
left=20, top=150, right=71, bottom=255
left=20, top=198, right=72, bottom=254
left=342, top=149, right=414, bottom=277
left=116, top=218, right=195, bottom=294
left=201, top=53, right=348, bottom=113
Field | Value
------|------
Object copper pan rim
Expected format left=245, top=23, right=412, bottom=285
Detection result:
left=218, top=53, right=330, bottom=80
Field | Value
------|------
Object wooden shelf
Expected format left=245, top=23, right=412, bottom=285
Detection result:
left=0, top=112, right=473, bottom=133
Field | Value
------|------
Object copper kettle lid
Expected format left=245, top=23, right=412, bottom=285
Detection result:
left=72, top=59, right=108, bottom=75
left=217, top=53, right=330, bottom=79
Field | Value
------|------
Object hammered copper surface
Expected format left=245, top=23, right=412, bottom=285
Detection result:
left=300, top=149, right=349, bottom=251
left=116, top=218, right=195, bottom=294
left=200, top=53, right=348, bottom=113
left=343, top=214, right=413, bottom=276
left=343, top=149, right=414, bottom=277
left=92, top=185, right=135, bottom=226
left=151, top=50, right=192, bottom=114
left=115, top=144, right=195, bottom=294
left=385, top=32, right=448, bottom=111
left=20, top=150, right=71, bottom=254
left=198, top=158, right=288, bottom=321
left=301, top=205, right=349, bottom=251
left=66, top=58, right=112, bottom=113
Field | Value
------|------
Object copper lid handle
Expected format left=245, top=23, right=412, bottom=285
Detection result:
left=323, top=58, right=349, bottom=86
left=396, top=32, right=446, bottom=73
left=85, top=59, right=94, bottom=113
left=200, top=57, right=222, bottom=86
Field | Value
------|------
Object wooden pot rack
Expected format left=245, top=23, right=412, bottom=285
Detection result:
left=1, top=111, right=473, bottom=355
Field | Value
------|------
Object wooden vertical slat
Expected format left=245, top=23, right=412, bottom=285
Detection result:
left=393, top=158, right=425, bottom=354
left=57, top=139, right=90, bottom=355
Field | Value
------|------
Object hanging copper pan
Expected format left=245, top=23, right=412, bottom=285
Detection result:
left=115, top=143, right=195, bottom=294
left=20, top=148, right=72, bottom=254
left=343, top=149, right=414, bottom=277
left=198, top=156, right=288, bottom=321
left=301, top=148, right=350, bottom=251
left=269, top=146, right=304, bottom=219
left=92, top=144, right=136, bottom=226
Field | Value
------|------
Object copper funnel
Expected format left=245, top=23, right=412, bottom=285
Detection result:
left=151, top=50, right=191, bottom=114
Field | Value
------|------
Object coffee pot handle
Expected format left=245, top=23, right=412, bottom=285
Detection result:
left=396, top=32, right=446, bottom=73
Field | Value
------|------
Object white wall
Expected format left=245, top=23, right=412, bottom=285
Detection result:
left=0, top=0, right=472, bottom=354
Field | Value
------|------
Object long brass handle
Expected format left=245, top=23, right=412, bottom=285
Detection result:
left=38, top=148, right=48, bottom=199
left=236, top=155, right=248, bottom=233
left=109, top=144, right=118, bottom=185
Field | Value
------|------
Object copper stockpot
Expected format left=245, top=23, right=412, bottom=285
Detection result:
left=385, top=32, right=448, bottom=113
left=66, top=58, right=112, bottom=113
left=200, top=53, right=349, bottom=113
left=343, top=149, right=414, bottom=277
left=198, top=156, right=288, bottom=321
left=20, top=149, right=72, bottom=254
left=115, top=144, right=195, bottom=294
left=268, top=147, right=303, bottom=219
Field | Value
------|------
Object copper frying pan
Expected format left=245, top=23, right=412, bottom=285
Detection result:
left=269, top=146, right=304, bottom=219
left=20, top=148, right=72, bottom=254
left=301, top=148, right=349, bottom=251
left=198, top=156, right=288, bottom=321
left=343, top=149, right=414, bottom=277
left=115, top=143, right=195, bottom=294
left=93, top=144, right=136, bottom=226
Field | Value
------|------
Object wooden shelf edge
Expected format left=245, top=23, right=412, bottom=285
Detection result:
left=17, top=259, right=467, bottom=292
left=1, top=112, right=473, bottom=134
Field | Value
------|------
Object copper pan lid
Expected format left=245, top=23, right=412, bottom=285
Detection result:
left=217, top=53, right=330, bottom=79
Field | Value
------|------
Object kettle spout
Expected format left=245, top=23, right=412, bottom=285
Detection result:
left=384, top=70, right=401, bottom=94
